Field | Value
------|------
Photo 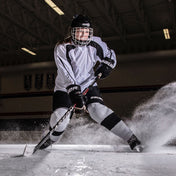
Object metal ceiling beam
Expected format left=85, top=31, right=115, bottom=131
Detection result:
left=0, top=30, right=26, bottom=48
left=0, top=7, right=48, bottom=45
left=130, top=0, right=151, bottom=39
left=0, top=18, right=11, bottom=50
left=0, top=36, right=9, bottom=50
left=15, top=0, right=64, bottom=38
left=0, top=29, right=167, bottom=55
left=0, top=16, right=38, bottom=50
left=109, top=0, right=127, bottom=42
left=0, top=19, right=26, bottom=50
left=78, top=0, right=125, bottom=40
left=104, top=0, right=126, bottom=43
left=94, top=0, right=127, bottom=43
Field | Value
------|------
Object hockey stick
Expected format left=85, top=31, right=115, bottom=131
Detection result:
left=32, top=73, right=102, bottom=154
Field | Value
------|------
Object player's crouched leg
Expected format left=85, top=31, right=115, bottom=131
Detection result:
left=49, top=107, right=71, bottom=142
left=87, top=102, right=143, bottom=152
left=39, top=108, right=72, bottom=150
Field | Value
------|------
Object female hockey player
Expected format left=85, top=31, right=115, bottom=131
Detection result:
left=39, top=14, right=143, bottom=152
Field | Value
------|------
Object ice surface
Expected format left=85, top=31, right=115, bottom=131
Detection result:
left=0, top=144, right=176, bottom=176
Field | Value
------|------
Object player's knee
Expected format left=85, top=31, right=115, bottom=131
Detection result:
left=50, top=130, right=64, bottom=142
left=87, top=103, right=114, bottom=124
left=50, top=107, right=71, bottom=131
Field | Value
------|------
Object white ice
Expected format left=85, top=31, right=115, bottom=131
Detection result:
left=0, top=144, right=176, bottom=176
left=1, top=82, right=176, bottom=176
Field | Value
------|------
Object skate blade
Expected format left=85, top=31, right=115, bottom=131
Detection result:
left=133, top=145, right=144, bottom=153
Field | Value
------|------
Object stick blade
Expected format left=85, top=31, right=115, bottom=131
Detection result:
left=11, top=144, right=33, bottom=158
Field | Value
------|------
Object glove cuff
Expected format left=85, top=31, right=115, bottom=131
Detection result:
left=66, top=84, right=81, bottom=94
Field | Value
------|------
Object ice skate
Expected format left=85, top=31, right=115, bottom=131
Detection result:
left=133, top=144, right=144, bottom=152
left=127, top=134, right=143, bottom=152
left=38, top=137, right=55, bottom=150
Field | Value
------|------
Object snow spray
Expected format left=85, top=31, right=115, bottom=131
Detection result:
left=59, top=115, right=122, bottom=145
left=3, top=82, right=176, bottom=150
left=128, top=82, right=176, bottom=150
left=60, top=82, right=176, bottom=150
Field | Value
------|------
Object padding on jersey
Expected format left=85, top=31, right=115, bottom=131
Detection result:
left=53, top=91, right=72, bottom=111
left=50, top=129, right=64, bottom=136
left=50, top=108, right=71, bottom=132
left=111, top=121, right=133, bottom=141
left=87, top=103, right=113, bottom=124
left=101, top=112, right=133, bottom=141
left=101, top=112, right=121, bottom=130
left=84, top=86, right=104, bottom=106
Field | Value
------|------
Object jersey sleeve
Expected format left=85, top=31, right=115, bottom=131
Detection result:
left=94, top=37, right=117, bottom=69
left=54, top=44, right=76, bottom=87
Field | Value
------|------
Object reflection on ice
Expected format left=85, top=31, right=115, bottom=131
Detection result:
left=0, top=144, right=176, bottom=176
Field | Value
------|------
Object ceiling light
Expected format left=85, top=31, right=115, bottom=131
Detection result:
left=21, top=48, right=36, bottom=55
left=163, top=28, right=170, bottom=39
left=44, top=0, right=64, bottom=15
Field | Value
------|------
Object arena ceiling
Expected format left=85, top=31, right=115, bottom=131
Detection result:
left=0, top=0, right=176, bottom=66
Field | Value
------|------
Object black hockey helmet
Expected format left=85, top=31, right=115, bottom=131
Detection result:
left=71, top=14, right=93, bottom=46
left=71, top=14, right=92, bottom=28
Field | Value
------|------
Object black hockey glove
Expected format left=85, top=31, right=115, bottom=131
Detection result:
left=95, top=58, right=114, bottom=79
left=66, top=84, right=84, bottom=109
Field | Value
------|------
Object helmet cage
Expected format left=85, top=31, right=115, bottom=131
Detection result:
left=71, top=27, right=93, bottom=46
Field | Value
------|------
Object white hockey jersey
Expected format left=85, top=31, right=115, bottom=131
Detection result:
left=54, top=36, right=117, bottom=92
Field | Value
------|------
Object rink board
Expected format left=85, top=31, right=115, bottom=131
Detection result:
left=0, top=144, right=176, bottom=176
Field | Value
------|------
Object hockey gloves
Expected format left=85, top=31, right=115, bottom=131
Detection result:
left=95, top=57, right=114, bottom=79
left=67, top=84, right=84, bottom=110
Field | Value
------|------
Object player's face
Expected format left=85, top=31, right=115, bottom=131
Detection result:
left=75, top=27, right=90, bottom=41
